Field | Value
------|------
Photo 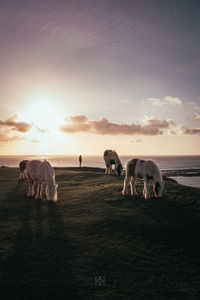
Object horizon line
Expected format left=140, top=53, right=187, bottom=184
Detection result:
left=0, top=154, right=200, bottom=157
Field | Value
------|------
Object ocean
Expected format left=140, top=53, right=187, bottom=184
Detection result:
left=0, top=155, right=200, bottom=170
left=1, top=155, right=200, bottom=187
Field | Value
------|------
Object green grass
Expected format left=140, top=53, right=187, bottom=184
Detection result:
left=0, top=167, right=200, bottom=299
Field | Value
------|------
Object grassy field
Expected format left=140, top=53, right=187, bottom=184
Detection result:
left=0, top=167, right=200, bottom=299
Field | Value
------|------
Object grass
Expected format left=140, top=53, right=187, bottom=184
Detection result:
left=0, top=167, right=200, bottom=299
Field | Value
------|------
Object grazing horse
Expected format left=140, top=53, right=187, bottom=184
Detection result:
left=103, top=150, right=123, bottom=175
left=19, top=160, right=29, bottom=179
left=26, top=160, right=58, bottom=202
left=122, top=158, right=164, bottom=199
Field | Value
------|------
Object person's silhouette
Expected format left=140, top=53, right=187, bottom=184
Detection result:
left=79, top=155, right=82, bottom=168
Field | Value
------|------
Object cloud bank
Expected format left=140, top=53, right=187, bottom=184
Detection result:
left=60, top=115, right=176, bottom=136
left=0, top=133, right=23, bottom=143
left=60, top=115, right=200, bottom=136
left=0, top=114, right=31, bottom=132
left=0, top=114, right=32, bottom=143
left=178, top=125, right=200, bottom=135
left=0, top=114, right=49, bottom=144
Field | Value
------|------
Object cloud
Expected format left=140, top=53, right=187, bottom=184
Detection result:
left=178, top=125, right=200, bottom=135
left=0, top=114, right=32, bottom=144
left=144, top=117, right=175, bottom=128
left=120, top=98, right=131, bottom=104
left=61, top=115, right=200, bottom=136
left=29, top=138, right=40, bottom=143
left=0, top=133, right=23, bottom=143
left=169, top=130, right=177, bottom=135
left=60, top=115, right=175, bottom=136
left=67, top=115, right=88, bottom=123
left=164, top=96, right=182, bottom=105
left=33, top=125, right=49, bottom=133
left=194, top=112, right=200, bottom=120
left=190, top=102, right=200, bottom=111
left=0, top=114, right=32, bottom=132
left=146, top=98, right=164, bottom=106
left=147, top=96, right=182, bottom=106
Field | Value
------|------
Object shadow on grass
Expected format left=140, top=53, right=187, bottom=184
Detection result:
left=105, top=192, right=200, bottom=254
left=1, top=183, right=78, bottom=300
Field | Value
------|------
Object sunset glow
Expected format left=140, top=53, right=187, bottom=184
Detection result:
left=20, top=100, right=64, bottom=133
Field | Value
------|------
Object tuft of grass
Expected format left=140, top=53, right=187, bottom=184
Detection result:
left=0, top=167, right=200, bottom=299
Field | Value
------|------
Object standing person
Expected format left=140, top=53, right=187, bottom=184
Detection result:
left=79, top=155, right=82, bottom=167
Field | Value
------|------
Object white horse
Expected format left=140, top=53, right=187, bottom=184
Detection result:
left=103, top=150, right=123, bottom=175
left=26, top=160, right=58, bottom=202
left=122, top=158, right=164, bottom=199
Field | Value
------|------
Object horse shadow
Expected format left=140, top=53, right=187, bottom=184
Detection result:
left=1, top=184, right=78, bottom=300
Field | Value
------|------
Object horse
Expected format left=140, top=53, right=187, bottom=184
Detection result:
left=122, top=158, right=164, bottom=199
left=26, top=160, right=58, bottom=202
left=103, top=150, right=123, bottom=175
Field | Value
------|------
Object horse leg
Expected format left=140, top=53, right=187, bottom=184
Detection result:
left=27, top=177, right=34, bottom=197
left=130, top=176, right=137, bottom=196
left=111, top=165, right=114, bottom=175
left=105, top=164, right=109, bottom=174
left=108, top=165, right=111, bottom=175
left=144, top=179, right=150, bottom=199
left=114, top=164, right=117, bottom=175
left=40, top=183, right=43, bottom=198
left=31, top=181, right=35, bottom=196
left=36, top=182, right=42, bottom=199
left=122, top=176, right=130, bottom=195
left=143, top=185, right=146, bottom=198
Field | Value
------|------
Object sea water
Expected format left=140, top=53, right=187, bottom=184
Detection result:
left=0, top=155, right=200, bottom=170
left=169, top=176, right=200, bottom=188
left=1, top=155, right=200, bottom=187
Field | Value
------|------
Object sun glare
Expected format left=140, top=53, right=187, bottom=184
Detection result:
left=29, top=101, right=63, bottom=130
left=21, top=100, right=63, bottom=129
left=19, top=100, right=65, bottom=146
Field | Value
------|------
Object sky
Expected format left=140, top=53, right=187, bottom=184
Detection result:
left=0, top=0, right=200, bottom=155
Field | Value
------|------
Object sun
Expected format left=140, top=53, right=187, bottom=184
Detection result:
left=21, top=101, right=63, bottom=130
left=19, top=100, right=65, bottom=145
left=16, top=92, right=78, bottom=154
